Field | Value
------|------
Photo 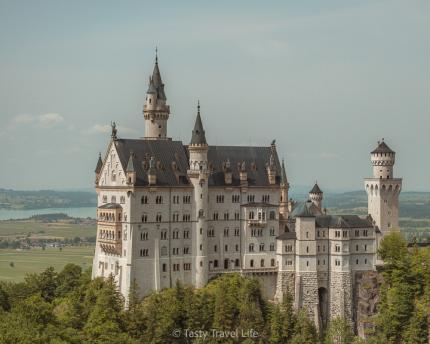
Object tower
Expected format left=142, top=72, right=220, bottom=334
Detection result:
left=187, top=102, right=209, bottom=288
left=309, top=182, right=323, bottom=212
left=364, top=139, right=402, bottom=235
left=143, top=52, right=170, bottom=140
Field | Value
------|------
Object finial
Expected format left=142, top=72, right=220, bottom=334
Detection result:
left=271, top=139, right=276, bottom=146
left=155, top=46, right=158, bottom=63
left=99, top=152, right=101, bottom=158
left=197, top=100, right=200, bottom=114
left=382, top=137, right=384, bottom=141
left=111, top=121, right=117, bottom=140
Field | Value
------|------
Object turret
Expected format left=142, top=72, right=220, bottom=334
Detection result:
left=187, top=102, right=209, bottom=288
left=126, top=151, right=136, bottom=185
left=371, top=138, right=395, bottom=179
left=143, top=51, right=171, bottom=140
left=95, top=152, right=103, bottom=184
left=309, top=182, right=323, bottom=211
left=279, top=159, right=289, bottom=218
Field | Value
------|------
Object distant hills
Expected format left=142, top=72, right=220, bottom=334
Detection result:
left=1, top=188, right=430, bottom=219
left=0, top=189, right=97, bottom=210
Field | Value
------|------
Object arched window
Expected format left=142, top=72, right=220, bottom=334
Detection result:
left=269, top=211, right=276, bottom=220
left=260, top=259, right=265, bottom=267
left=271, top=258, right=275, bottom=267
left=249, top=211, right=255, bottom=220
left=250, top=259, right=254, bottom=268
left=249, top=243, right=254, bottom=252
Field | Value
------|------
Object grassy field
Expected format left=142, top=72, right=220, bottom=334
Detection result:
left=0, top=246, right=94, bottom=282
left=0, top=220, right=96, bottom=240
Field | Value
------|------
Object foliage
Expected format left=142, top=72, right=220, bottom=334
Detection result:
left=1, top=260, right=428, bottom=343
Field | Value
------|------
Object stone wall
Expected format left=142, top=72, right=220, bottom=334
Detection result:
left=274, top=271, right=295, bottom=302
left=329, top=271, right=353, bottom=324
left=298, top=272, right=319, bottom=327
left=353, top=271, right=382, bottom=338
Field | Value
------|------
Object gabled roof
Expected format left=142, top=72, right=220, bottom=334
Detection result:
left=315, top=215, right=374, bottom=229
left=290, top=200, right=322, bottom=218
left=371, top=140, right=394, bottom=154
left=309, top=183, right=322, bottom=194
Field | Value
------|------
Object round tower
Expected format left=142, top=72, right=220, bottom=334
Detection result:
left=364, top=139, right=402, bottom=235
left=309, top=182, right=323, bottom=211
left=371, top=138, right=395, bottom=179
left=187, top=102, right=209, bottom=288
left=143, top=52, right=171, bottom=140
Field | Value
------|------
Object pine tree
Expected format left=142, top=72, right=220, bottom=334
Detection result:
left=324, top=317, right=355, bottom=344
left=291, top=310, right=318, bottom=344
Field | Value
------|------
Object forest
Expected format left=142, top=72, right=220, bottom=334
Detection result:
left=0, top=233, right=428, bottom=344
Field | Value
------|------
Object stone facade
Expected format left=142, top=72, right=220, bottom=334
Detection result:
left=91, top=54, right=402, bottom=335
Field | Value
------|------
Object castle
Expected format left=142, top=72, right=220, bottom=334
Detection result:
left=92, top=54, right=402, bottom=329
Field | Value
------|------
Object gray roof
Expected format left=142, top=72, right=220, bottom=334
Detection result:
left=371, top=140, right=394, bottom=154
left=290, top=200, right=322, bottom=218
left=309, top=183, right=322, bottom=194
left=151, top=60, right=166, bottom=100
left=207, top=145, right=281, bottom=187
left=113, top=139, right=281, bottom=187
left=98, top=203, right=123, bottom=209
left=277, top=231, right=296, bottom=240
left=315, top=215, right=374, bottom=228
left=190, top=108, right=207, bottom=145
left=126, top=152, right=135, bottom=172
left=114, top=139, right=190, bottom=186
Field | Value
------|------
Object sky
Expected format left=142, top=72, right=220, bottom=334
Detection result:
left=0, top=0, right=429, bottom=192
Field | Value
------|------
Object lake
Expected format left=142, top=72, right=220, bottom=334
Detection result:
left=0, top=207, right=96, bottom=220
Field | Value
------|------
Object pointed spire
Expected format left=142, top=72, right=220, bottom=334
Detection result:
left=126, top=151, right=135, bottom=172
left=95, top=152, right=103, bottom=173
left=310, top=182, right=323, bottom=194
left=190, top=101, right=207, bottom=145
left=150, top=49, right=166, bottom=100
left=281, top=159, right=288, bottom=185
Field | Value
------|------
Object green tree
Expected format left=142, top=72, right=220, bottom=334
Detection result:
left=56, top=263, right=82, bottom=297
left=324, top=317, right=355, bottom=344
left=290, top=310, right=318, bottom=344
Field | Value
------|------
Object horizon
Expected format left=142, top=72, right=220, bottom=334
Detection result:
left=1, top=1, right=429, bottom=190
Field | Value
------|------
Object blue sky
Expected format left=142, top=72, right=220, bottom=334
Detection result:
left=0, top=0, right=429, bottom=191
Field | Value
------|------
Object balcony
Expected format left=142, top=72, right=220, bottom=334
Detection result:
left=247, top=219, right=267, bottom=228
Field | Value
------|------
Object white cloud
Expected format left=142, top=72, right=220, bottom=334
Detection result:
left=37, top=113, right=64, bottom=127
left=12, top=114, right=34, bottom=125
left=87, top=123, right=136, bottom=135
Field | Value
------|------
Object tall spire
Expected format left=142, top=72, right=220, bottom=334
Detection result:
left=190, top=101, right=207, bottom=145
left=150, top=49, right=166, bottom=100
left=95, top=152, right=103, bottom=173
left=281, top=159, right=288, bottom=185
